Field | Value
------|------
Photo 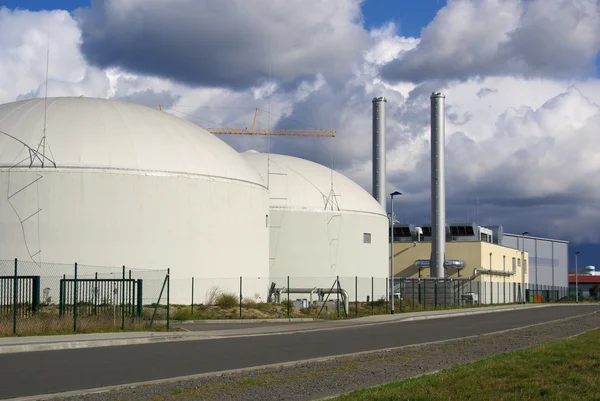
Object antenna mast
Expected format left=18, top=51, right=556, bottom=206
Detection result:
left=41, top=43, right=50, bottom=167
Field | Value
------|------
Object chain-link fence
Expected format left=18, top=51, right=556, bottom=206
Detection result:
left=168, top=275, right=572, bottom=321
left=0, top=259, right=169, bottom=336
left=1, top=259, right=575, bottom=336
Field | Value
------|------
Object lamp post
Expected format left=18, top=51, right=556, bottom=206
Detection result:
left=575, top=251, right=580, bottom=303
left=521, top=231, right=529, bottom=304
left=390, top=191, right=402, bottom=315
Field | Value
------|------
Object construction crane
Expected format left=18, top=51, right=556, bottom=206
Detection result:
left=159, top=106, right=335, bottom=137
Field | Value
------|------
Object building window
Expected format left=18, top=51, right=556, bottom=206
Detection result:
left=512, top=257, right=516, bottom=272
left=523, top=260, right=527, bottom=274
left=363, top=233, right=371, bottom=244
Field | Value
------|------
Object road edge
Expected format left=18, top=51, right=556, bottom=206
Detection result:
left=5, top=309, right=598, bottom=401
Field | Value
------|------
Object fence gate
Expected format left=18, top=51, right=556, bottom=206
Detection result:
left=59, top=278, right=143, bottom=318
left=0, top=276, right=41, bottom=317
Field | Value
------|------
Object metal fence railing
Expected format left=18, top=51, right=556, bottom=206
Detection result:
left=0, top=259, right=169, bottom=337
left=167, top=275, right=574, bottom=321
left=1, top=258, right=577, bottom=336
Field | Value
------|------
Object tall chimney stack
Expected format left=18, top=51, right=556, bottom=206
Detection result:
left=430, top=92, right=446, bottom=278
left=372, top=97, right=387, bottom=210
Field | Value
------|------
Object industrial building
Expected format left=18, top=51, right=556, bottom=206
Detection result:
left=391, top=223, right=530, bottom=304
left=569, top=266, right=600, bottom=301
left=500, top=233, right=568, bottom=288
left=0, top=93, right=571, bottom=308
left=0, top=97, right=389, bottom=305
left=242, top=151, right=389, bottom=301
left=0, top=97, right=271, bottom=303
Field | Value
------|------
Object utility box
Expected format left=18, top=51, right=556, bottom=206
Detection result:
left=313, top=300, right=339, bottom=312
left=293, top=299, right=308, bottom=309
left=461, top=292, right=479, bottom=305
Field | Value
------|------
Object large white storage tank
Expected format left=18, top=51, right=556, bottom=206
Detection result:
left=0, top=97, right=270, bottom=304
left=242, top=151, right=389, bottom=302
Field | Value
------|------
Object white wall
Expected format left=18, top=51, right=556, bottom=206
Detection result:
left=268, top=209, right=388, bottom=302
left=0, top=168, right=270, bottom=304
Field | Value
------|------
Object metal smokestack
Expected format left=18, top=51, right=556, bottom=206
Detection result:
left=430, top=92, right=446, bottom=278
left=372, top=97, right=387, bottom=210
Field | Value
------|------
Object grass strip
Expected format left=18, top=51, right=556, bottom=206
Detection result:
left=335, top=327, right=600, bottom=401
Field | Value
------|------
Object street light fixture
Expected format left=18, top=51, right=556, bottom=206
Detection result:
left=575, top=251, right=580, bottom=303
left=521, top=231, right=529, bottom=304
left=390, top=191, right=402, bottom=315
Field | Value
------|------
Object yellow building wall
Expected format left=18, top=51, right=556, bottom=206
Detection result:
left=392, top=241, right=528, bottom=284
left=480, top=242, right=529, bottom=284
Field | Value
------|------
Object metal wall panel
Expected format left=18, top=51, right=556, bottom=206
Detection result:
left=503, top=234, right=568, bottom=287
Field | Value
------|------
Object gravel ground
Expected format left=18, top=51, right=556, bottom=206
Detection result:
left=53, top=312, right=600, bottom=401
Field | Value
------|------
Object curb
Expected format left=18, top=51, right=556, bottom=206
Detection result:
left=6, top=310, right=599, bottom=401
left=0, top=304, right=587, bottom=355
left=169, top=317, right=318, bottom=324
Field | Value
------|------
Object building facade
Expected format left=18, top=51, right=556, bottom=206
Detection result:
left=500, top=233, right=569, bottom=288
left=390, top=222, right=569, bottom=304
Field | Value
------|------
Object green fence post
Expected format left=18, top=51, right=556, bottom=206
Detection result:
left=167, top=268, right=170, bottom=330
left=412, top=279, right=415, bottom=310
left=73, top=262, right=78, bottom=333
left=59, top=274, right=65, bottom=317
left=336, top=276, right=340, bottom=319
left=444, top=279, right=448, bottom=308
left=239, top=276, right=242, bottom=319
left=355, top=276, right=358, bottom=317
left=400, top=279, right=403, bottom=312
left=128, top=270, right=133, bottom=315
left=121, top=266, right=125, bottom=330
left=191, top=277, right=194, bottom=316
left=13, top=258, right=17, bottom=336
left=385, top=277, right=388, bottom=313
left=371, top=277, right=374, bottom=314
left=32, top=275, right=40, bottom=314
left=287, top=276, right=290, bottom=319
left=150, top=275, right=167, bottom=328
left=424, top=279, right=427, bottom=310
left=136, top=279, right=143, bottom=318
left=93, top=272, right=98, bottom=316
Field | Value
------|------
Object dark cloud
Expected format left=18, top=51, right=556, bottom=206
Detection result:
left=380, top=0, right=600, bottom=84
left=75, top=0, right=370, bottom=90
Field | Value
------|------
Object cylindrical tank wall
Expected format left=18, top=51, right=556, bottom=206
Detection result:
left=372, top=97, right=387, bottom=210
left=0, top=169, right=271, bottom=304
left=430, top=92, right=446, bottom=278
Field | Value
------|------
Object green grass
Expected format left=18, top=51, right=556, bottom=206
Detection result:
left=335, top=328, right=600, bottom=401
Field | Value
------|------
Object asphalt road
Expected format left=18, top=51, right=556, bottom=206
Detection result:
left=1, top=305, right=598, bottom=400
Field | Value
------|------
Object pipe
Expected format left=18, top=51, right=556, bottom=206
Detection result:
left=372, top=97, right=387, bottom=210
left=415, top=259, right=465, bottom=268
left=430, top=92, right=446, bottom=278
left=273, top=287, right=349, bottom=315
left=470, top=268, right=515, bottom=280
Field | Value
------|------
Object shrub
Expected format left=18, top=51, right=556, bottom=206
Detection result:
left=215, top=293, right=238, bottom=308
left=242, top=298, right=257, bottom=308
left=205, top=286, right=221, bottom=306
left=173, top=307, right=192, bottom=321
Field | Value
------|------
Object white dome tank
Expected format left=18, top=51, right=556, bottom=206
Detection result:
left=0, top=97, right=270, bottom=303
left=242, top=151, right=388, bottom=302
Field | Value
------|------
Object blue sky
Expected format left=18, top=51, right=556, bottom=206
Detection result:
left=0, top=0, right=598, bottom=269
left=361, top=0, right=447, bottom=36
